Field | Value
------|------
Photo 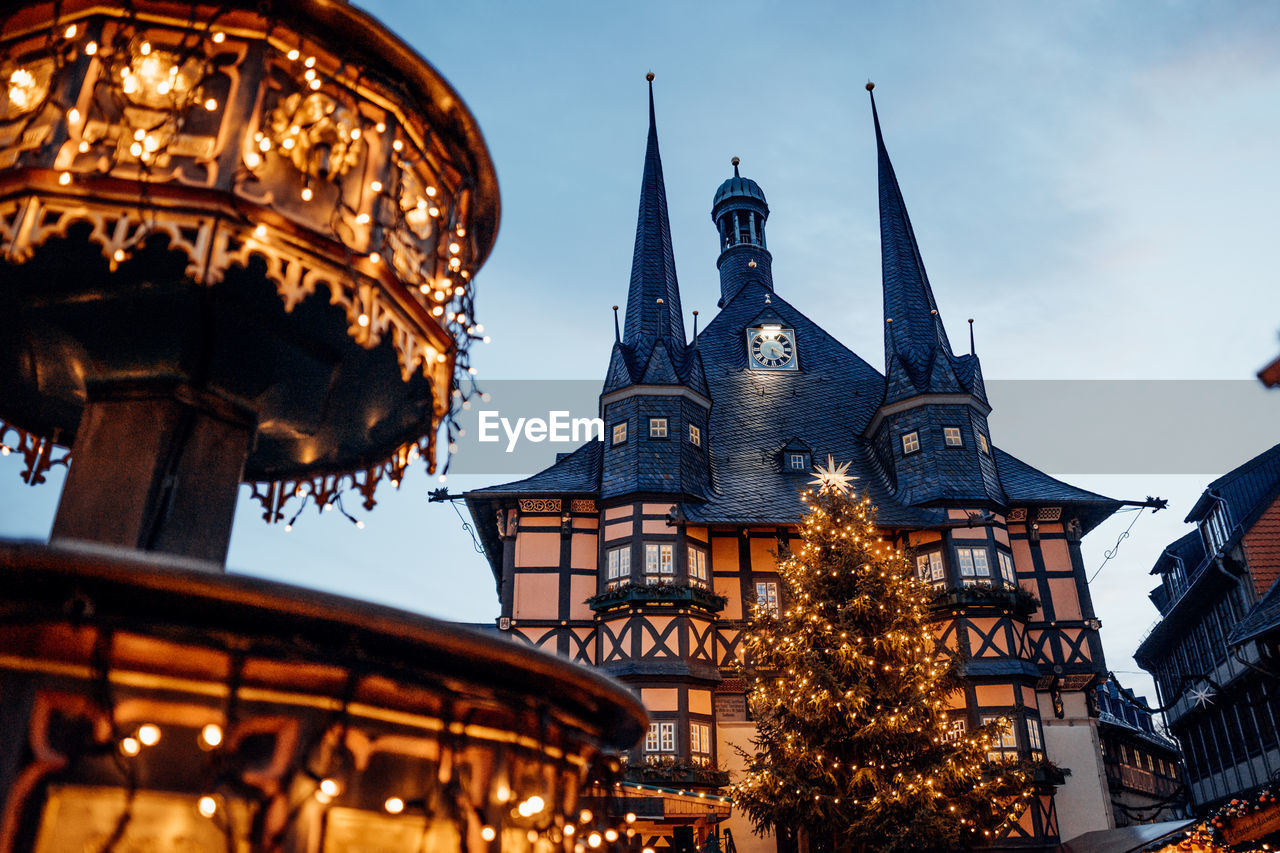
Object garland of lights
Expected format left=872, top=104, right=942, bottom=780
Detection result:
left=0, top=5, right=493, bottom=527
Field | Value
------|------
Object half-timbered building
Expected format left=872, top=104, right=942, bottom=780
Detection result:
left=465, top=82, right=1134, bottom=852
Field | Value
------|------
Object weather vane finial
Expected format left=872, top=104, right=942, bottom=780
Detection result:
left=646, top=71, right=655, bottom=82
left=866, top=81, right=875, bottom=92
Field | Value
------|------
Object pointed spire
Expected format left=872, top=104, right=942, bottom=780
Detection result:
left=623, top=72, right=685, bottom=348
left=613, top=305, right=621, bottom=342
left=868, top=83, right=962, bottom=403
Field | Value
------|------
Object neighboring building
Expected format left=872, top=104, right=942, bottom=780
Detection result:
left=466, top=83, right=1144, bottom=852
left=1094, top=679, right=1186, bottom=827
left=1135, top=443, right=1280, bottom=823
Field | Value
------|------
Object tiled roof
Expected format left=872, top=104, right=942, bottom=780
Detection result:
left=870, top=92, right=985, bottom=407
left=622, top=80, right=684, bottom=349
left=993, top=448, right=1121, bottom=509
left=468, top=441, right=601, bottom=496
left=1229, top=578, right=1280, bottom=644
left=1186, top=442, right=1280, bottom=527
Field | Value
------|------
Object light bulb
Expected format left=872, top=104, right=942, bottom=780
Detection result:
left=384, top=797, right=404, bottom=814
left=200, top=723, right=223, bottom=748
left=198, top=796, right=217, bottom=818
left=137, top=724, right=161, bottom=746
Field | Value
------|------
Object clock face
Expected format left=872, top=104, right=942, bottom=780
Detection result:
left=748, top=327, right=797, bottom=370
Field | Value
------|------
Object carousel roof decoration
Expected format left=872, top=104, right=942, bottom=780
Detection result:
left=0, top=0, right=500, bottom=526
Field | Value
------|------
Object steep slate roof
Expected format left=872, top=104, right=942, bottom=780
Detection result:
left=603, top=78, right=705, bottom=397
left=465, top=88, right=1123, bottom=571
left=1185, top=442, right=1280, bottom=527
left=1139, top=443, right=1280, bottom=658
left=870, top=91, right=987, bottom=408
left=995, top=448, right=1121, bottom=511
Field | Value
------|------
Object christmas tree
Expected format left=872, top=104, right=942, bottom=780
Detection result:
left=733, top=457, right=1034, bottom=852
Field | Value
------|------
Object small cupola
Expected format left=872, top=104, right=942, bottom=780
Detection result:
left=712, top=157, right=774, bottom=306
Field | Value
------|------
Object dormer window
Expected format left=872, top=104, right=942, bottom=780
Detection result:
left=789, top=453, right=808, bottom=471
left=943, top=427, right=962, bottom=447
left=902, top=431, right=920, bottom=454
left=1202, top=501, right=1230, bottom=555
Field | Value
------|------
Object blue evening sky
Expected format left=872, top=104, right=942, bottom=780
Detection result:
left=3, top=1, right=1279, bottom=704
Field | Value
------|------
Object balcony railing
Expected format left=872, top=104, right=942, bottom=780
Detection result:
left=931, top=583, right=1040, bottom=616
left=587, top=581, right=728, bottom=614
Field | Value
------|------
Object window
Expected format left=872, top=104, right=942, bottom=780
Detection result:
left=1025, top=717, right=1045, bottom=759
left=996, top=551, right=1016, bottom=587
left=690, top=722, right=712, bottom=764
left=956, top=547, right=990, bottom=586
left=945, top=717, right=967, bottom=742
left=645, top=543, right=674, bottom=579
left=645, top=721, right=675, bottom=753
left=606, top=546, right=631, bottom=588
left=916, top=552, right=944, bottom=585
left=982, top=716, right=1017, bottom=762
left=977, top=433, right=990, bottom=455
left=688, top=546, right=708, bottom=588
left=789, top=453, right=807, bottom=471
left=649, top=418, right=668, bottom=438
left=756, top=581, right=779, bottom=618
left=902, top=431, right=920, bottom=454
left=689, top=424, right=701, bottom=446
left=943, top=427, right=962, bottom=447
left=1203, top=501, right=1230, bottom=555
left=612, top=421, right=627, bottom=445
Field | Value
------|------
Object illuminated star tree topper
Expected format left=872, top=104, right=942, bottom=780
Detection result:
left=809, top=454, right=856, bottom=495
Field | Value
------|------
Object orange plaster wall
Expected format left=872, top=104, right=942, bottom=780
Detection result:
left=642, top=688, right=680, bottom=712
left=968, top=619, right=1004, bottom=657
left=948, top=509, right=978, bottom=520
left=572, top=517, right=599, bottom=530
left=604, top=505, right=634, bottom=521
left=1038, top=523, right=1064, bottom=535
left=1039, top=539, right=1072, bottom=572
left=715, top=578, right=743, bottom=620
left=521, top=515, right=559, bottom=527
left=570, top=533, right=597, bottom=570
left=974, top=684, right=1016, bottom=707
left=909, top=530, right=942, bottom=547
left=1047, top=578, right=1082, bottom=620
left=603, top=520, right=633, bottom=542
left=643, top=503, right=675, bottom=516
left=689, top=690, right=713, bottom=716
left=687, top=525, right=709, bottom=544
left=1244, top=494, right=1280, bottom=598
left=569, top=575, right=595, bottom=620
left=513, top=573, right=559, bottom=620
left=950, top=526, right=988, bottom=540
left=1021, top=686, right=1037, bottom=707
left=750, top=538, right=778, bottom=572
left=642, top=519, right=671, bottom=535
left=641, top=616, right=675, bottom=656
left=993, top=526, right=1010, bottom=546
left=1011, top=539, right=1033, bottom=573
left=712, top=536, right=739, bottom=571
left=515, top=532, right=560, bottom=568
left=945, top=689, right=967, bottom=709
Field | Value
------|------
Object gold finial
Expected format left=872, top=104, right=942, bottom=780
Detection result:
left=731, top=156, right=740, bottom=167
left=748, top=259, right=757, bottom=268
left=865, top=81, right=875, bottom=92
left=646, top=72, right=655, bottom=82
